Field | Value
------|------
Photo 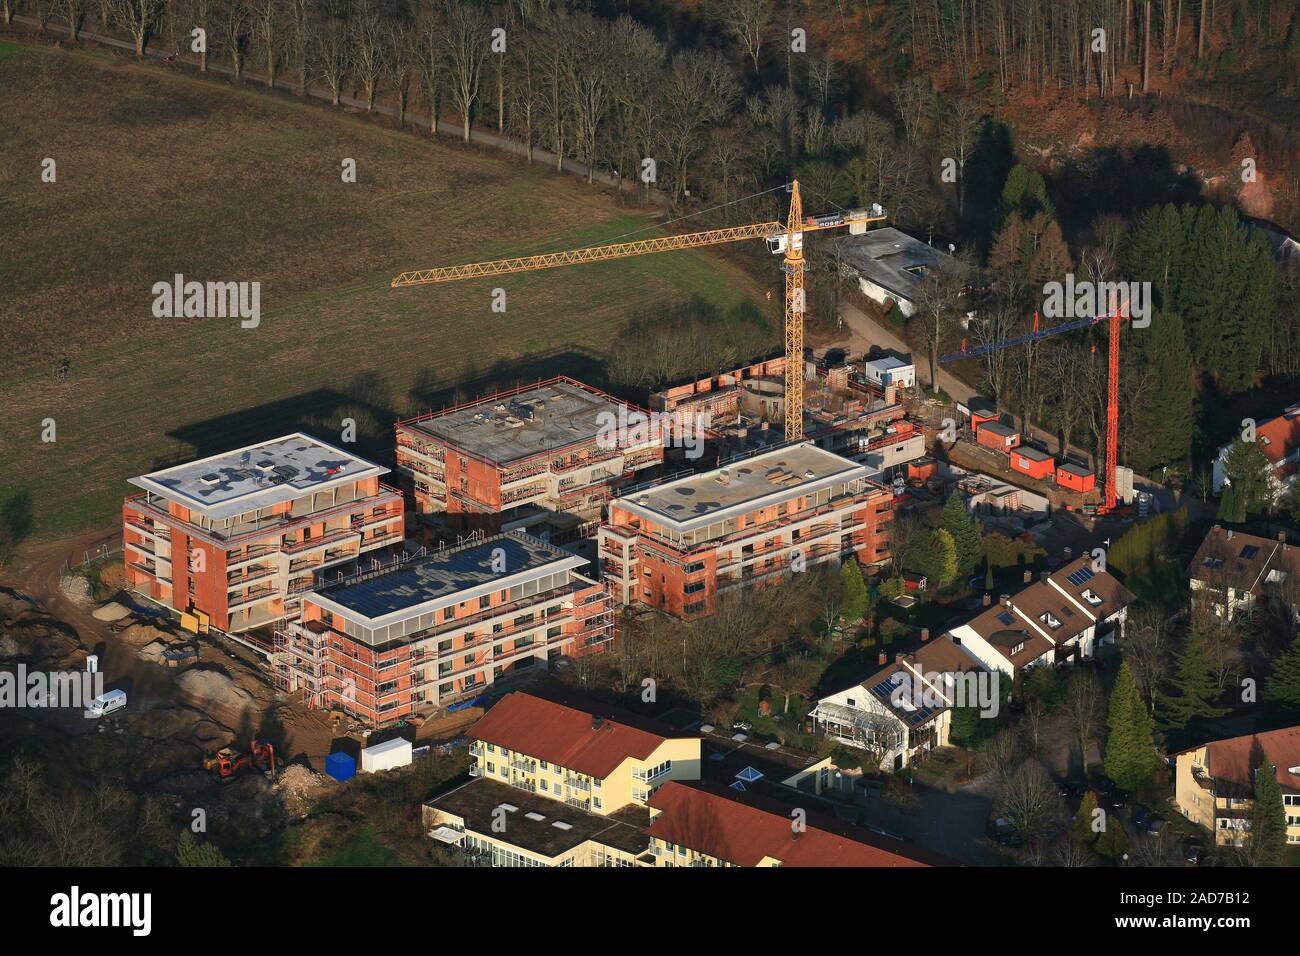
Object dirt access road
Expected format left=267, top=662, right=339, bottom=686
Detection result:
left=0, top=530, right=344, bottom=765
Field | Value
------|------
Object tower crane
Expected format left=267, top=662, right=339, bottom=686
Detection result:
left=391, top=181, right=886, bottom=442
left=939, top=301, right=1130, bottom=514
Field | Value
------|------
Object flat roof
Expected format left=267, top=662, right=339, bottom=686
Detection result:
left=1014, top=446, right=1054, bottom=462
left=1057, top=462, right=1092, bottom=476
left=864, top=355, right=912, bottom=371
left=978, top=422, right=1017, bottom=437
left=428, top=778, right=651, bottom=859
left=614, top=443, right=872, bottom=533
left=129, top=433, right=387, bottom=521
left=309, top=532, right=586, bottom=625
left=837, top=227, right=957, bottom=303
left=401, top=378, right=638, bottom=465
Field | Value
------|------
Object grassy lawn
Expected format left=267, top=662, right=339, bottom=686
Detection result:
left=0, top=43, right=766, bottom=540
left=307, top=826, right=407, bottom=867
left=735, top=684, right=816, bottom=749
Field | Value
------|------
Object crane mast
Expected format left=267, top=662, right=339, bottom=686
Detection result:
left=392, top=180, right=885, bottom=443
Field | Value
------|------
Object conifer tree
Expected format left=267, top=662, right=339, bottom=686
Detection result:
left=1267, top=637, right=1300, bottom=716
left=176, top=830, right=232, bottom=867
left=1127, top=310, right=1195, bottom=472
left=941, top=492, right=983, bottom=575
left=840, top=559, right=869, bottom=622
left=1071, top=790, right=1102, bottom=843
left=1104, top=661, right=1162, bottom=791
left=1158, top=631, right=1230, bottom=731
left=920, top=528, right=958, bottom=587
left=1247, top=762, right=1286, bottom=867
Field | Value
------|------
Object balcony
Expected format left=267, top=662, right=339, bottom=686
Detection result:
left=565, top=777, right=592, bottom=793
left=282, top=527, right=359, bottom=555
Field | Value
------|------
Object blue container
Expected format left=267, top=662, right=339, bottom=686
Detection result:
left=326, top=752, right=356, bottom=782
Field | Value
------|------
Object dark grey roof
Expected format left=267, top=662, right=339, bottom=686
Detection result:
left=313, top=533, right=585, bottom=622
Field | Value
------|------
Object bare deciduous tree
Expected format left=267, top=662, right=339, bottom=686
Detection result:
left=1062, top=668, right=1103, bottom=774
left=442, top=0, right=491, bottom=142
left=348, top=0, right=386, bottom=110
left=714, top=0, right=772, bottom=75
left=106, top=0, right=167, bottom=56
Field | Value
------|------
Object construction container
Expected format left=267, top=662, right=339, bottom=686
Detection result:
left=360, top=737, right=413, bottom=774
left=907, top=458, right=939, bottom=483
left=1011, top=446, right=1055, bottom=480
left=1055, top=462, right=1096, bottom=493
left=325, top=752, right=356, bottom=782
left=976, top=421, right=1020, bottom=452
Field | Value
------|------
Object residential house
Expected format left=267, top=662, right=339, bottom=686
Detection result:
left=945, top=558, right=1134, bottom=678
left=810, top=635, right=986, bottom=771
left=1172, top=726, right=1300, bottom=848
left=1212, top=402, right=1300, bottom=503
left=1188, top=526, right=1300, bottom=622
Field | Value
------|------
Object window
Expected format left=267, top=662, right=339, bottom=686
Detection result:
left=684, top=601, right=706, bottom=615
left=846, top=697, right=856, bottom=707
left=1039, top=612, right=1062, bottom=630
left=684, top=581, right=705, bottom=595
left=1081, top=588, right=1103, bottom=607
left=1240, top=545, right=1259, bottom=559
left=479, top=595, right=491, bottom=609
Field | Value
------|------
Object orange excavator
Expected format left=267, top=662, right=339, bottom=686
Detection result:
left=204, top=739, right=276, bottom=782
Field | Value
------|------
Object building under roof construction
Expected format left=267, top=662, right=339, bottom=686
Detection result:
left=395, top=377, right=664, bottom=531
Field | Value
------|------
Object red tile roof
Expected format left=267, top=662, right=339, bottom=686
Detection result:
left=1256, top=404, right=1300, bottom=478
left=1179, top=725, right=1300, bottom=792
left=646, top=781, right=935, bottom=867
left=469, top=692, right=674, bottom=779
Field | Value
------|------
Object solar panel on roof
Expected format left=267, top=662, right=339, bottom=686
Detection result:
left=1241, top=546, right=1259, bottom=559
left=997, top=611, right=1015, bottom=626
left=1066, top=566, right=1095, bottom=587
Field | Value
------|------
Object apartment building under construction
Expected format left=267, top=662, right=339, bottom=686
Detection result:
left=123, top=434, right=404, bottom=634
left=274, top=532, right=613, bottom=724
left=394, top=377, right=664, bottom=532
left=599, top=442, right=893, bottom=619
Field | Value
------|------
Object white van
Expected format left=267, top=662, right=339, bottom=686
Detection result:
left=86, top=689, right=127, bottom=718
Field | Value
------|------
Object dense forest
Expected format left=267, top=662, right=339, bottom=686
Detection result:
left=6, top=0, right=1299, bottom=493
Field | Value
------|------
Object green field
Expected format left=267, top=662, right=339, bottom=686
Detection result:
left=0, top=42, right=766, bottom=540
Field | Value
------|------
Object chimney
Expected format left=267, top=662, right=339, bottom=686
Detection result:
left=893, top=652, right=901, bottom=663
left=592, top=716, right=603, bottom=731
left=1001, top=595, right=1011, bottom=607
left=1279, top=532, right=1287, bottom=544
left=878, top=650, right=887, bottom=665
left=1227, top=529, right=1234, bottom=540
left=1040, top=570, right=1050, bottom=582
left=1023, top=569, right=1032, bottom=584
left=920, top=628, right=930, bottom=642
left=982, top=594, right=992, bottom=607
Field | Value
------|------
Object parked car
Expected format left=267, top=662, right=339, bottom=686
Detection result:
left=1147, top=817, right=1166, bottom=836
left=988, top=816, right=1025, bottom=847
left=1131, top=804, right=1151, bottom=829
left=1182, top=840, right=1204, bottom=865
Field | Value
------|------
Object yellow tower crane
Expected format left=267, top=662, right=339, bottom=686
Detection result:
left=391, top=181, right=885, bottom=441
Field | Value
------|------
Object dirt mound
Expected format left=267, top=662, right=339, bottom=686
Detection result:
left=58, top=574, right=93, bottom=605
left=119, top=622, right=173, bottom=647
left=177, top=669, right=255, bottom=711
left=139, top=640, right=169, bottom=664
left=92, top=601, right=132, bottom=622
left=274, top=763, right=331, bottom=817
